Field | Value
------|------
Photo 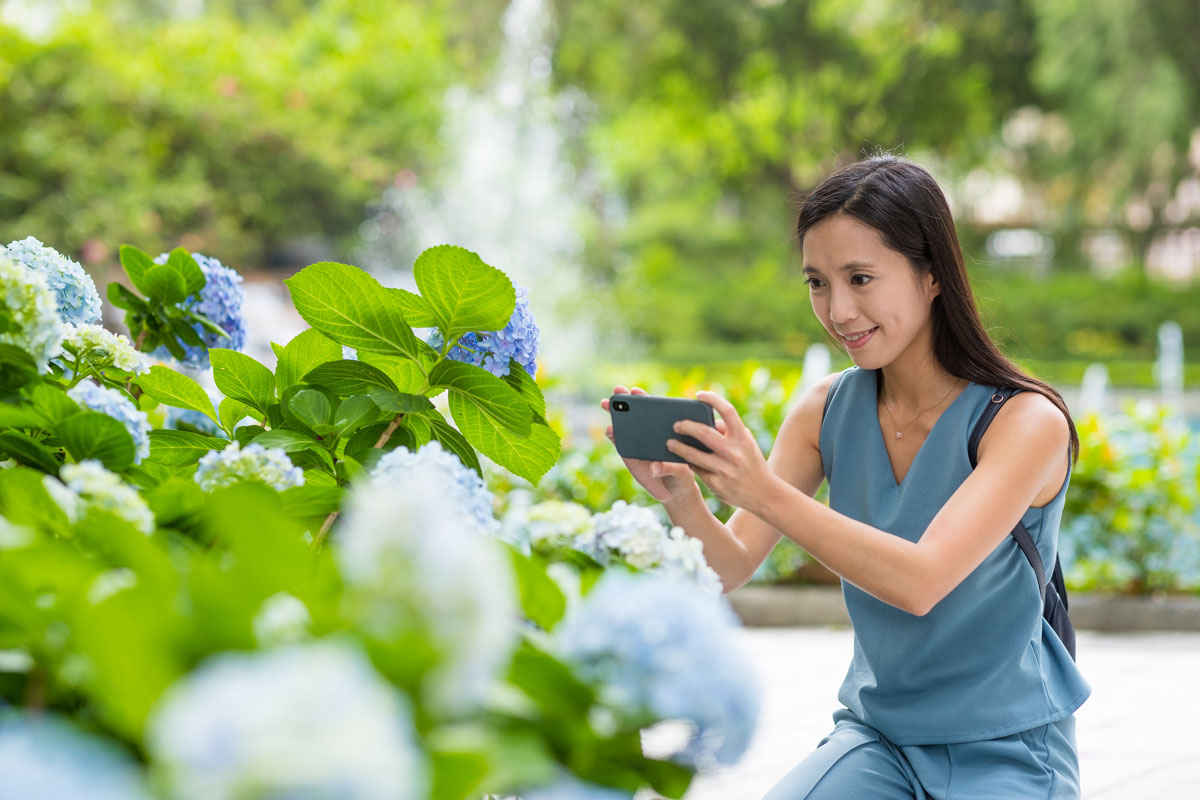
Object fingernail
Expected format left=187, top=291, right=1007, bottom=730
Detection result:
left=652, top=464, right=661, bottom=476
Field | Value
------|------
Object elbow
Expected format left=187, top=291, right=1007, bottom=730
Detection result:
left=904, top=584, right=950, bottom=617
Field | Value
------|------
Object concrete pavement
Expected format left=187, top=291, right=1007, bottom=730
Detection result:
left=640, top=628, right=1200, bottom=798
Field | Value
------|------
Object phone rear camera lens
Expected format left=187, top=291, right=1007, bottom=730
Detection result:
left=614, top=401, right=628, bottom=411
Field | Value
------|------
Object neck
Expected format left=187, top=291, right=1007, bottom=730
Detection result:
left=878, top=362, right=960, bottom=417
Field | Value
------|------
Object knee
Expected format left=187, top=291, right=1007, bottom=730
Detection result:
left=763, top=739, right=914, bottom=800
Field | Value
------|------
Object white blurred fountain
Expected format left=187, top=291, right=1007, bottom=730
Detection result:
left=1079, top=362, right=1110, bottom=417
left=800, top=343, right=832, bottom=391
left=357, top=0, right=630, bottom=386
left=1157, top=320, right=1184, bottom=421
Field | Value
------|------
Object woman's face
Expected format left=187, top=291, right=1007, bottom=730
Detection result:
left=802, top=212, right=939, bottom=370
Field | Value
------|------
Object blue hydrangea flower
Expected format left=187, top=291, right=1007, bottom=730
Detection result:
left=66, top=381, right=151, bottom=464
left=369, top=441, right=498, bottom=536
left=0, top=713, right=153, bottom=800
left=194, top=442, right=304, bottom=492
left=0, top=253, right=64, bottom=372
left=2, top=237, right=101, bottom=327
left=554, top=571, right=760, bottom=769
left=425, top=285, right=539, bottom=378
left=153, top=252, right=247, bottom=369
left=146, top=641, right=427, bottom=800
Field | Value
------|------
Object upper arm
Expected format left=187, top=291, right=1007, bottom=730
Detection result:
left=915, top=391, right=1071, bottom=610
left=726, top=371, right=839, bottom=586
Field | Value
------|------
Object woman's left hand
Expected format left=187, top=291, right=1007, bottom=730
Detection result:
left=668, top=391, right=775, bottom=512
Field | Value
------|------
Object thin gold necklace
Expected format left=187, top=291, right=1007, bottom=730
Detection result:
left=882, top=379, right=962, bottom=440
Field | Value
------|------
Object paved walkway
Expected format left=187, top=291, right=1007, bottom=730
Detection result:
left=641, top=628, right=1200, bottom=798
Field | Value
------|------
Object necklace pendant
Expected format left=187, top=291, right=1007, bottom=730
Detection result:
left=895, top=431, right=903, bottom=439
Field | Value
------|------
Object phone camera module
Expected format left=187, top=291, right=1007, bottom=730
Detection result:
left=613, top=400, right=629, bottom=412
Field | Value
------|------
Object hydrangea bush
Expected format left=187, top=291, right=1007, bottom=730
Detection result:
left=0, top=238, right=755, bottom=800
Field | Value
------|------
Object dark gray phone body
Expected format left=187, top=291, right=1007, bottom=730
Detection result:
left=609, top=393, right=716, bottom=463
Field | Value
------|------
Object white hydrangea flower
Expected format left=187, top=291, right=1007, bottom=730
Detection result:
left=252, top=592, right=311, bottom=647
left=0, top=253, right=64, bottom=372
left=585, top=501, right=722, bottom=595
left=147, top=640, right=427, bottom=800
left=61, top=323, right=151, bottom=374
left=336, top=473, right=518, bottom=713
left=194, top=442, right=304, bottom=492
left=0, top=515, right=34, bottom=550
left=0, top=713, right=153, bottom=800
left=58, top=460, right=155, bottom=535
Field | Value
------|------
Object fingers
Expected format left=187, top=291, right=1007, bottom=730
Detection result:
left=696, top=391, right=745, bottom=434
left=666, top=437, right=720, bottom=473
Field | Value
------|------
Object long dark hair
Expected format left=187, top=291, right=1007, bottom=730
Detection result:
left=796, top=155, right=1080, bottom=464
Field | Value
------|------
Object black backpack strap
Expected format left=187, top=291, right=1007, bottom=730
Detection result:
left=968, top=386, right=1076, bottom=660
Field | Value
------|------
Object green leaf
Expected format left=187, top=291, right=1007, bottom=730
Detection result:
left=107, top=282, right=146, bottom=312
left=284, top=262, right=423, bottom=358
left=507, top=639, right=595, bottom=720
left=0, top=465, right=71, bottom=532
left=0, top=431, right=60, bottom=473
left=288, top=389, right=333, bottom=430
left=507, top=547, right=567, bottom=631
left=273, top=327, right=343, bottom=392
left=0, top=402, right=43, bottom=429
left=144, top=478, right=206, bottom=529
left=118, top=245, right=154, bottom=294
left=429, top=361, right=531, bottom=435
left=331, top=395, right=381, bottom=438
left=358, top=350, right=430, bottom=392
left=367, top=389, right=435, bottom=415
left=252, top=430, right=324, bottom=454
left=167, top=248, right=206, bottom=297
left=302, top=360, right=397, bottom=396
left=448, top=395, right=559, bottom=484
left=28, top=383, right=80, bottom=428
left=420, top=410, right=482, bottom=477
left=502, top=359, right=545, bottom=419
left=135, top=366, right=219, bottom=425
left=390, top=288, right=439, bottom=327
left=0, top=344, right=39, bottom=393
left=278, top=485, right=343, bottom=516
left=219, top=398, right=257, bottom=432
left=210, top=349, right=276, bottom=413
left=141, top=264, right=189, bottom=304
left=57, top=412, right=137, bottom=472
left=412, top=245, right=515, bottom=340
left=344, top=421, right=414, bottom=461
left=642, top=758, right=694, bottom=799
left=147, top=430, right=224, bottom=467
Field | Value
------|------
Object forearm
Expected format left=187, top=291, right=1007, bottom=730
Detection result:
left=753, top=475, right=937, bottom=615
left=662, top=483, right=750, bottom=593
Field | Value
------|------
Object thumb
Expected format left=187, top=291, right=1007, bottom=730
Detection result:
left=651, top=462, right=662, bottom=477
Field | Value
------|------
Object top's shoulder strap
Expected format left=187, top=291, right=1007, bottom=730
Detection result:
left=822, top=370, right=849, bottom=424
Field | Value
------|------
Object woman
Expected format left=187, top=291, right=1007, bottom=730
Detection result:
left=601, top=155, right=1090, bottom=798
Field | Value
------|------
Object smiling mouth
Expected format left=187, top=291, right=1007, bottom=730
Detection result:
left=839, top=327, right=878, bottom=342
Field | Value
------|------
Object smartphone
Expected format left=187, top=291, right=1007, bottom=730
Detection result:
left=608, top=393, right=716, bottom=464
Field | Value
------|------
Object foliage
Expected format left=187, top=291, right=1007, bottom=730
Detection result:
left=0, top=237, right=758, bottom=798
left=1061, top=404, right=1200, bottom=594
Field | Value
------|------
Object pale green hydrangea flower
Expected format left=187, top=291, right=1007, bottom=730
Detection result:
left=194, top=443, right=304, bottom=492
left=61, top=323, right=151, bottom=375
left=57, top=460, right=155, bottom=535
left=0, top=253, right=64, bottom=372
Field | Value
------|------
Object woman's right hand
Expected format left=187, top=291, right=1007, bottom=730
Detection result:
left=600, top=385, right=703, bottom=504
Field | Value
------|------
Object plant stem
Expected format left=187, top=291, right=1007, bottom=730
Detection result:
left=128, top=329, right=149, bottom=400
left=313, top=510, right=338, bottom=550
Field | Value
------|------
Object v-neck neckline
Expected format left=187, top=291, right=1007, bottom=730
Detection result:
left=873, top=369, right=975, bottom=489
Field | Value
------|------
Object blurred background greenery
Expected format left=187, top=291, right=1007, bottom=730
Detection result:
left=2, top=0, right=1199, bottom=374
left=3, top=0, right=1200, bottom=591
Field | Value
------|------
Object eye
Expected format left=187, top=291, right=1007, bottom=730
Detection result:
left=850, top=274, right=872, bottom=286
left=803, top=277, right=824, bottom=289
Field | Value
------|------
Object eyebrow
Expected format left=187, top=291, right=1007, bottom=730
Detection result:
left=801, top=261, right=875, bottom=275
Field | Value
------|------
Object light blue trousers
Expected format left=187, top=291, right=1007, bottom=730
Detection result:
left=762, top=709, right=1080, bottom=800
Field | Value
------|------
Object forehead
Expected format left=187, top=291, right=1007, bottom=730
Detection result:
left=801, top=213, right=903, bottom=272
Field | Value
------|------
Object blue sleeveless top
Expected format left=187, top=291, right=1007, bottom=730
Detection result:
left=819, top=367, right=1091, bottom=745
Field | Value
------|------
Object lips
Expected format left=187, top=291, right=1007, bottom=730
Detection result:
left=839, top=326, right=878, bottom=349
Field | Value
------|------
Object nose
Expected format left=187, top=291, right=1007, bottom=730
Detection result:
left=827, top=285, right=858, bottom=325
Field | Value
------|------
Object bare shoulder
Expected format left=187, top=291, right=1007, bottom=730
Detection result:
left=761, top=371, right=844, bottom=498
left=978, top=389, right=1071, bottom=504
